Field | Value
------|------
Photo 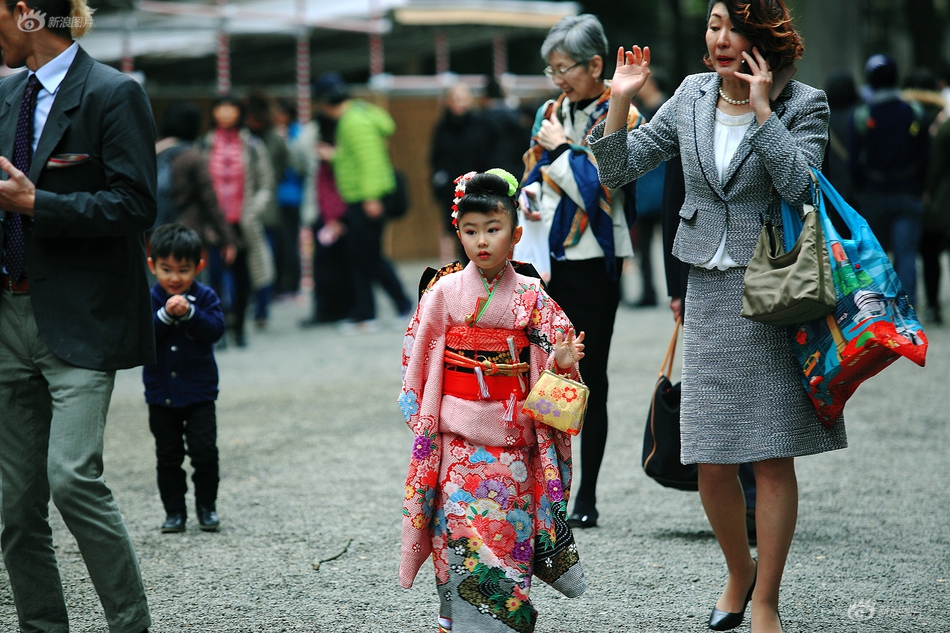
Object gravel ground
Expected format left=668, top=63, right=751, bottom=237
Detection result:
left=0, top=260, right=948, bottom=633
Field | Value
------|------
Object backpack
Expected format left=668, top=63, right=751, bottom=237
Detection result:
left=153, top=143, right=189, bottom=229
left=853, top=99, right=926, bottom=186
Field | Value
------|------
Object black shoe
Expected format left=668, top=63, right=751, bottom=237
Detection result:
left=197, top=506, right=220, bottom=532
left=234, top=333, right=247, bottom=348
left=634, top=295, right=658, bottom=308
left=567, top=508, right=598, bottom=529
left=161, top=513, right=186, bottom=533
left=709, top=560, right=757, bottom=631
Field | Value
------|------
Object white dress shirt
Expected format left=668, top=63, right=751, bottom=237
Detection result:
left=30, top=41, right=79, bottom=153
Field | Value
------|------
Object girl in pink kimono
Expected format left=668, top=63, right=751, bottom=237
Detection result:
left=399, top=170, right=588, bottom=633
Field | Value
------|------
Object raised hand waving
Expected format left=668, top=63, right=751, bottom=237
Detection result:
left=610, top=46, right=652, bottom=100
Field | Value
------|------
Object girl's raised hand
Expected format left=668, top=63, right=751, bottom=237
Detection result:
left=611, top=46, right=651, bottom=100
left=554, top=329, right=585, bottom=370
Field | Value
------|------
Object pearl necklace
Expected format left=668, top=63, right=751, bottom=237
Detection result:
left=719, top=87, right=750, bottom=106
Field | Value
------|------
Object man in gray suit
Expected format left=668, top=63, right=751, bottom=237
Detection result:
left=0, top=1, right=155, bottom=631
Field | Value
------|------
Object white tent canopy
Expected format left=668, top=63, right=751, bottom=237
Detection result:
left=81, top=0, right=577, bottom=63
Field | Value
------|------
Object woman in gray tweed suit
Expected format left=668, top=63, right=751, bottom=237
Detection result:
left=589, top=2, right=845, bottom=632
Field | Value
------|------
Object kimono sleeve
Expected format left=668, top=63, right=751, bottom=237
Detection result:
left=524, top=286, right=588, bottom=597
left=525, top=286, right=581, bottom=501
left=398, top=285, right=449, bottom=588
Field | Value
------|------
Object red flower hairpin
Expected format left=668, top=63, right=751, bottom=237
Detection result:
left=451, top=171, right=478, bottom=227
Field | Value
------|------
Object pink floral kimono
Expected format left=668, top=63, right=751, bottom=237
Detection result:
left=399, top=261, right=587, bottom=633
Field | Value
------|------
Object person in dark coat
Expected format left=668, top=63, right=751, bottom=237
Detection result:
left=482, top=76, right=532, bottom=180
left=430, top=82, right=494, bottom=254
left=849, top=54, right=929, bottom=305
left=155, top=101, right=236, bottom=264
left=0, top=1, right=156, bottom=629
left=822, top=71, right=860, bottom=209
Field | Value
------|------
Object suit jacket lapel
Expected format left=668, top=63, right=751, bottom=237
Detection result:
left=721, top=121, right=756, bottom=191
left=693, top=75, right=725, bottom=199
left=29, top=48, right=91, bottom=183
left=0, top=72, right=27, bottom=171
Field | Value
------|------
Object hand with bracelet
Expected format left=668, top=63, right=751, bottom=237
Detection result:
left=554, top=329, right=585, bottom=370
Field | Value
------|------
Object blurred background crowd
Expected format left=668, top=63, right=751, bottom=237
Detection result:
left=13, top=0, right=947, bottom=344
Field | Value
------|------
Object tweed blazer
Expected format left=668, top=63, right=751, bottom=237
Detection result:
left=589, top=72, right=829, bottom=266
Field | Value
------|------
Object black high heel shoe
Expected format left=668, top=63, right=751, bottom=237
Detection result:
left=567, top=506, right=598, bottom=529
left=708, top=560, right=757, bottom=631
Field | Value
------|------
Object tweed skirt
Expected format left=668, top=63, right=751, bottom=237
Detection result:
left=680, top=266, right=847, bottom=464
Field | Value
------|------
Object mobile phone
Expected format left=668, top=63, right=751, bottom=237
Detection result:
left=519, top=190, right=539, bottom=215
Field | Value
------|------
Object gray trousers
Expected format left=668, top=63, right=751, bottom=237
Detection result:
left=0, top=290, right=150, bottom=633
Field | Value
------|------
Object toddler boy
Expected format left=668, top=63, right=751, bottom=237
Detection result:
left=144, top=224, right=225, bottom=532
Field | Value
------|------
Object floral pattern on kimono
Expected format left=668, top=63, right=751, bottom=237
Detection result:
left=398, top=262, right=587, bottom=632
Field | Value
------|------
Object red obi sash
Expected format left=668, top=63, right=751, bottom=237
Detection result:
left=443, top=327, right=529, bottom=401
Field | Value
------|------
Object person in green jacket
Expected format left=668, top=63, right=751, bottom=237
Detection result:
left=313, top=73, right=412, bottom=330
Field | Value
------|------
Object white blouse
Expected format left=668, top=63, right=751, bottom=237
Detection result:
left=698, top=109, right=755, bottom=270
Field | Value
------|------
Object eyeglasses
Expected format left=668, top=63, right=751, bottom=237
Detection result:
left=544, top=61, right=584, bottom=78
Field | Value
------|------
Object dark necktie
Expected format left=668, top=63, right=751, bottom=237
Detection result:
left=4, top=74, right=41, bottom=282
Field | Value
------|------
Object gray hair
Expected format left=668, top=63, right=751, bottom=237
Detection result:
left=540, top=14, right=609, bottom=73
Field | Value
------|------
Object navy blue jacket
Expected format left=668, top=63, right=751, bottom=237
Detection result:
left=143, top=280, right=224, bottom=407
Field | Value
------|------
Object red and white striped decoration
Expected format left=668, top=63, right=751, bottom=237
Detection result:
left=216, top=0, right=231, bottom=95
left=435, top=30, right=449, bottom=74
left=368, top=0, right=384, bottom=76
left=492, top=33, right=507, bottom=80
left=296, top=31, right=311, bottom=124
left=294, top=0, right=310, bottom=124
left=216, top=30, right=230, bottom=95
left=369, top=34, right=384, bottom=76
left=120, top=14, right=135, bottom=74
left=121, top=35, right=134, bottom=73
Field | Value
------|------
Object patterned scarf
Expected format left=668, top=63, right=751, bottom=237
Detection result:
left=522, top=86, right=640, bottom=280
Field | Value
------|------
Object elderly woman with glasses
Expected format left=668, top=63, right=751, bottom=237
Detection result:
left=518, top=14, right=644, bottom=530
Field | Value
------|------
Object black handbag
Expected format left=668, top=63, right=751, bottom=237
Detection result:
left=642, top=318, right=698, bottom=491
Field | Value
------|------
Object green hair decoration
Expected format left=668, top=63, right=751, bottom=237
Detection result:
left=485, top=168, right=519, bottom=197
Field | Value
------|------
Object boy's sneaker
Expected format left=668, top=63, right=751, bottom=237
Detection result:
left=197, top=506, right=220, bottom=532
left=161, top=512, right=186, bottom=533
